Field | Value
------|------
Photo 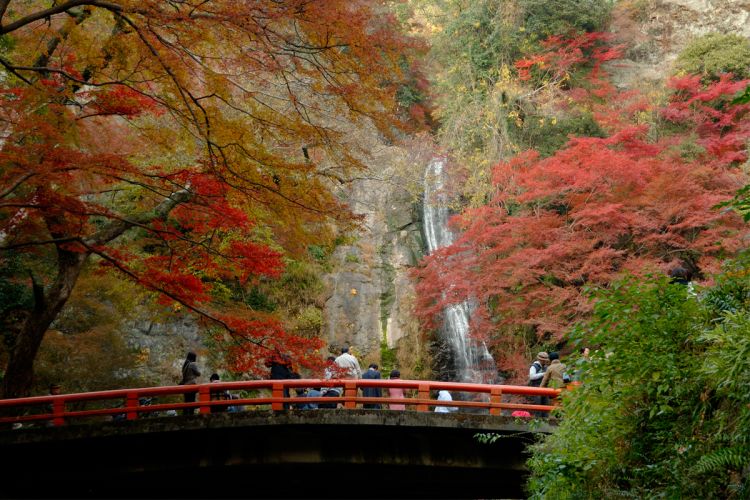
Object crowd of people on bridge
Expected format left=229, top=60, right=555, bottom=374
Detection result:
left=134, top=345, right=588, bottom=417
left=173, top=346, right=459, bottom=413
left=264, top=347, right=412, bottom=411
left=175, top=344, right=588, bottom=416
left=20, top=344, right=588, bottom=428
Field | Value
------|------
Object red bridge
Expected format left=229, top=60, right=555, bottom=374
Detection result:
left=0, top=378, right=562, bottom=425
left=0, top=379, right=563, bottom=499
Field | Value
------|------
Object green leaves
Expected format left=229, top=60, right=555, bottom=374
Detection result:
left=693, top=446, right=749, bottom=475
left=716, top=183, right=750, bottom=222
left=732, top=84, right=750, bottom=104
left=527, top=272, right=750, bottom=498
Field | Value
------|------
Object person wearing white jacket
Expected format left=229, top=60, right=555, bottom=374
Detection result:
left=434, top=390, right=458, bottom=413
left=334, top=346, right=362, bottom=379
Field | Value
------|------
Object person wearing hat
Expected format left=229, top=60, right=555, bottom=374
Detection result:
left=528, top=352, right=550, bottom=417
left=529, top=352, right=549, bottom=387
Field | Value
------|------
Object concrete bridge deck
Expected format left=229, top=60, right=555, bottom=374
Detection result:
left=0, top=409, right=555, bottom=499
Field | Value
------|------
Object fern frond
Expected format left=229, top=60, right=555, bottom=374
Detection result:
left=692, top=446, right=749, bottom=475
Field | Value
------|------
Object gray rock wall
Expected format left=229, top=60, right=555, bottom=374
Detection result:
left=322, top=146, right=426, bottom=365
left=607, top=0, right=750, bottom=88
left=123, top=311, right=210, bottom=385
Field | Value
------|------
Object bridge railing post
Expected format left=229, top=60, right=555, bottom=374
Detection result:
left=198, top=385, right=210, bottom=415
left=272, top=383, right=284, bottom=411
left=344, top=382, right=357, bottom=409
left=489, top=387, right=502, bottom=416
left=417, top=383, right=430, bottom=412
left=52, top=398, right=65, bottom=427
left=126, top=391, right=138, bottom=421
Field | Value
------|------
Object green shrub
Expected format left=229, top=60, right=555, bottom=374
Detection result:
left=520, top=0, right=614, bottom=38
left=245, top=286, right=276, bottom=312
left=344, top=253, right=360, bottom=264
left=295, top=306, right=323, bottom=336
left=527, top=273, right=750, bottom=498
left=675, top=33, right=750, bottom=80
left=509, top=112, right=606, bottom=157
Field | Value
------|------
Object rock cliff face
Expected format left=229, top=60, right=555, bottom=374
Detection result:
left=322, top=140, right=428, bottom=374
left=124, top=312, right=208, bottom=385
left=607, top=0, right=750, bottom=88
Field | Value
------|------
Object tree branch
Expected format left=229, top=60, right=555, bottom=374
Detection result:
left=0, top=172, right=34, bottom=199
left=0, top=237, right=81, bottom=251
left=85, top=188, right=192, bottom=246
left=0, top=0, right=11, bottom=27
left=0, top=56, right=33, bottom=85
left=0, top=0, right=121, bottom=34
left=83, top=242, right=267, bottom=351
left=33, top=5, right=93, bottom=72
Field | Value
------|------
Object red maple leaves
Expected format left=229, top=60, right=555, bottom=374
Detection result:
left=415, top=34, right=750, bottom=379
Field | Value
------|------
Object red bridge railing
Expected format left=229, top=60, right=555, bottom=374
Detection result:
left=0, top=379, right=563, bottom=427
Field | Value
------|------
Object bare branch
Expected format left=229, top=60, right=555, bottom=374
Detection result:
left=85, top=188, right=192, bottom=246
left=0, top=0, right=11, bottom=26
left=0, top=172, right=34, bottom=199
left=0, top=237, right=81, bottom=251
left=0, top=56, right=33, bottom=84
left=0, top=0, right=121, bottom=34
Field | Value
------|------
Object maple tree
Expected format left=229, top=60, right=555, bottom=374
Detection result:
left=0, top=0, right=414, bottom=397
left=414, top=34, right=750, bottom=380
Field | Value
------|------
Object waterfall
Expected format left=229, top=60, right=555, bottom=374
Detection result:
left=423, top=157, right=495, bottom=384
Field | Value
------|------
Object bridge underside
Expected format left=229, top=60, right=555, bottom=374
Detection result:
left=0, top=410, right=553, bottom=498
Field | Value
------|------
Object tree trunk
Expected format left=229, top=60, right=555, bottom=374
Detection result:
left=0, top=189, right=191, bottom=399
left=1, top=249, right=87, bottom=399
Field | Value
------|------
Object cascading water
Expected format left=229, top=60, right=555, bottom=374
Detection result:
left=423, top=157, right=495, bottom=385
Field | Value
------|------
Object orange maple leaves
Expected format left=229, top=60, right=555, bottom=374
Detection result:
left=0, top=0, right=415, bottom=389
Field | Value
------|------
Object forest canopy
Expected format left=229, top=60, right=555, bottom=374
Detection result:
left=0, top=0, right=418, bottom=397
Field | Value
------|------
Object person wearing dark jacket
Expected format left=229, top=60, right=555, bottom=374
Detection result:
left=361, top=363, right=382, bottom=409
left=266, top=353, right=294, bottom=409
left=528, top=352, right=549, bottom=387
left=179, top=351, right=201, bottom=415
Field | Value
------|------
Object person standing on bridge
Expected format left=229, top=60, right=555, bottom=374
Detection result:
left=541, top=352, right=567, bottom=389
left=266, top=352, right=294, bottom=409
left=334, top=345, right=361, bottom=379
left=387, top=369, right=406, bottom=410
left=361, top=363, right=382, bottom=409
left=320, top=356, right=341, bottom=408
left=528, top=351, right=549, bottom=418
left=209, top=373, right=231, bottom=413
left=528, top=351, right=549, bottom=387
left=179, top=351, right=201, bottom=416
left=44, top=383, right=62, bottom=427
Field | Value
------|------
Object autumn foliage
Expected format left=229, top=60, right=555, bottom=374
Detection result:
left=414, top=34, right=750, bottom=379
left=0, top=0, right=416, bottom=397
